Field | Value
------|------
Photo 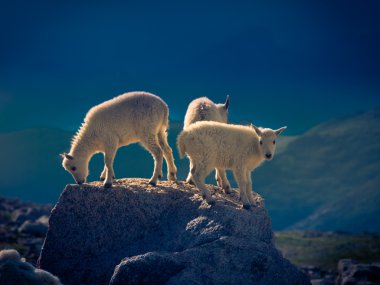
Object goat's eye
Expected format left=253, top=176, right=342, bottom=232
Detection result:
left=71, top=167, right=77, bottom=171
left=273, top=140, right=276, bottom=145
left=260, top=140, right=263, bottom=145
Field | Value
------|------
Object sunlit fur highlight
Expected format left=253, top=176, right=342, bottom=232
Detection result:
left=183, top=96, right=231, bottom=192
left=62, top=91, right=177, bottom=187
left=177, top=121, right=286, bottom=208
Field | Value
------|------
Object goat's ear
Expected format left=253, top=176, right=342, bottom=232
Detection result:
left=250, top=124, right=262, bottom=136
left=224, top=95, right=230, bottom=110
left=274, top=126, right=287, bottom=136
left=60, top=153, right=74, bottom=160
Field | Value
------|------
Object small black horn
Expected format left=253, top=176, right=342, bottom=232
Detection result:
left=224, top=95, right=230, bottom=109
left=61, top=153, right=74, bottom=160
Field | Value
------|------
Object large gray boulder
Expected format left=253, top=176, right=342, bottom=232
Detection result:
left=39, top=178, right=310, bottom=285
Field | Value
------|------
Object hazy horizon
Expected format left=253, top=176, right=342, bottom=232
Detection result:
left=1, top=104, right=379, bottom=136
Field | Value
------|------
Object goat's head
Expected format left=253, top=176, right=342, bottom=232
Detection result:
left=216, top=95, right=230, bottom=123
left=60, top=153, right=88, bottom=185
left=250, top=125, right=287, bottom=160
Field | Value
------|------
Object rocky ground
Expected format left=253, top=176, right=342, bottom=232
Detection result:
left=275, top=231, right=380, bottom=284
left=1, top=183, right=380, bottom=284
left=0, top=196, right=52, bottom=265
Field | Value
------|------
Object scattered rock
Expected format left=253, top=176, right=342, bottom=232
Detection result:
left=12, top=206, right=51, bottom=225
left=0, top=249, right=61, bottom=285
left=310, top=279, right=333, bottom=285
left=19, top=220, right=49, bottom=237
left=0, top=197, right=53, bottom=265
left=36, top=215, right=49, bottom=226
left=39, top=178, right=310, bottom=285
left=301, top=265, right=324, bottom=279
left=336, top=259, right=380, bottom=285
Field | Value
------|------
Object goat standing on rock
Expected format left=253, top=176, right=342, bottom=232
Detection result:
left=183, top=96, right=231, bottom=193
left=177, top=121, right=286, bottom=209
left=61, top=91, right=177, bottom=188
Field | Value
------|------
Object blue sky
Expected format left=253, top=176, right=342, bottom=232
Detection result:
left=1, top=0, right=379, bottom=134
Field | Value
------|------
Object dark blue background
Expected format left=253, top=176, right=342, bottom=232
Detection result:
left=1, top=0, right=379, bottom=134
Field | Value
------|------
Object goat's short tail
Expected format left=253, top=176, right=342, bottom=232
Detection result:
left=177, top=131, right=187, bottom=159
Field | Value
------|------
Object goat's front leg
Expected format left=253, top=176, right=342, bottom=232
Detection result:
left=186, top=160, right=194, bottom=184
left=215, top=168, right=231, bottom=193
left=103, top=145, right=117, bottom=188
left=100, top=166, right=107, bottom=181
left=233, top=167, right=251, bottom=209
left=245, top=170, right=257, bottom=206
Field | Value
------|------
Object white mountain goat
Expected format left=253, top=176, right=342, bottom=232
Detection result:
left=177, top=121, right=286, bottom=209
left=61, top=91, right=177, bottom=187
left=183, top=96, right=231, bottom=193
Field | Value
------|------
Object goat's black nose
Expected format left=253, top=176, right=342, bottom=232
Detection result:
left=265, top=153, right=272, bottom=159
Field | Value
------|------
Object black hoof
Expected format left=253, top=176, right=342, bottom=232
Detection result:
left=100, top=177, right=105, bottom=181
left=168, top=172, right=177, bottom=181
left=187, top=180, right=195, bottom=185
left=104, top=183, right=112, bottom=188
left=149, top=181, right=157, bottom=186
left=243, top=204, right=251, bottom=210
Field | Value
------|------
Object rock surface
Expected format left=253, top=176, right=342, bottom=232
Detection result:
left=39, top=178, right=310, bottom=285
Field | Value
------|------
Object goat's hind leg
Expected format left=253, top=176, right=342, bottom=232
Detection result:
left=192, top=164, right=215, bottom=205
left=157, top=129, right=177, bottom=181
left=142, top=134, right=164, bottom=186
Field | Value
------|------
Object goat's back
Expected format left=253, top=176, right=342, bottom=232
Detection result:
left=184, top=97, right=225, bottom=128
left=84, top=92, right=169, bottom=136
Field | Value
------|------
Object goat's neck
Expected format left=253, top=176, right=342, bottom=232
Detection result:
left=70, top=133, right=97, bottom=161
left=247, top=145, right=264, bottom=170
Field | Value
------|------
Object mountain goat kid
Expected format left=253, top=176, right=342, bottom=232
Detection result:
left=177, top=121, right=286, bottom=209
left=61, top=91, right=177, bottom=188
left=183, top=96, right=231, bottom=193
